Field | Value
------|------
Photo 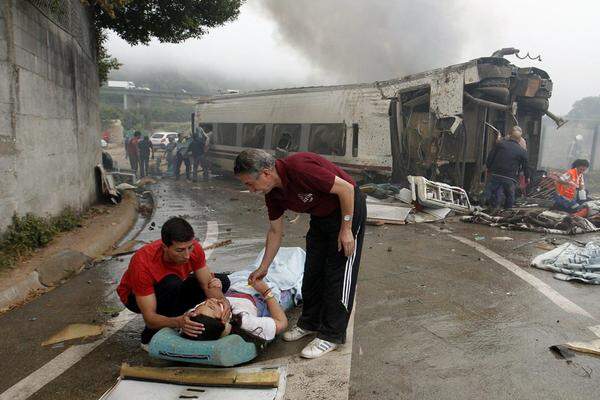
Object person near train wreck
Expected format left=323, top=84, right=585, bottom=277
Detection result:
left=116, top=217, right=230, bottom=350
left=189, top=128, right=209, bottom=182
left=550, top=158, right=589, bottom=212
left=233, top=149, right=366, bottom=359
left=484, top=126, right=530, bottom=210
left=138, top=134, right=154, bottom=177
left=126, top=130, right=142, bottom=175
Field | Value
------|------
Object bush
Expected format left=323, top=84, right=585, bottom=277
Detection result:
left=0, top=209, right=83, bottom=269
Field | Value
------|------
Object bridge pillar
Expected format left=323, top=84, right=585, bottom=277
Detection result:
left=123, top=93, right=128, bottom=110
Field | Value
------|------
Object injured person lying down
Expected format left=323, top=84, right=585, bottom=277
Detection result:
left=182, top=277, right=288, bottom=346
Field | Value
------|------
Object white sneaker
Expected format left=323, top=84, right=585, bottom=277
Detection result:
left=140, top=343, right=149, bottom=353
left=300, top=338, right=338, bottom=359
left=282, top=326, right=315, bottom=342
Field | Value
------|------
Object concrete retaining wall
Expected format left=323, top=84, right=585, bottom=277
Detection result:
left=0, top=0, right=100, bottom=230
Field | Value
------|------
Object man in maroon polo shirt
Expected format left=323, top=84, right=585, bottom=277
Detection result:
left=117, top=217, right=230, bottom=350
left=234, top=149, right=366, bottom=359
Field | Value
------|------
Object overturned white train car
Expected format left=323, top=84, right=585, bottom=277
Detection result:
left=194, top=54, right=560, bottom=192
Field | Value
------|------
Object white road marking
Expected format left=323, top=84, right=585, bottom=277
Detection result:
left=450, top=234, right=594, bottom=319
left=0, top=221, right=219, bottom=400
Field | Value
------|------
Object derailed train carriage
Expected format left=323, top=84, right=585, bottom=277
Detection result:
left=194, top=51, right=562, bottom=193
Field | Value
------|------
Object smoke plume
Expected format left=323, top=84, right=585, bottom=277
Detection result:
left=258, top=0, right=468, bottom=82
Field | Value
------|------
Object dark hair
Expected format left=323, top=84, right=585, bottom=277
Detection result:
left=572, top=159, right=590, bottom=169
left=161, top=217, right=194, bottom=246
left=134, top=131, right=141, bottom=137
left=182, top=313, right=267, bottom=351
left=182, top=314, right=225, bottom=341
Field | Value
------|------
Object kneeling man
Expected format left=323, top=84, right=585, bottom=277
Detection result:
left=117, top=217, right=230, bottom=349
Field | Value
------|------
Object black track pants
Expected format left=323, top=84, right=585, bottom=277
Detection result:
left=297, top=188, right=366, bottom=344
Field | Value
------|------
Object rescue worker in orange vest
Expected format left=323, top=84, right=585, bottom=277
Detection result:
left=551, top=159, right=589, bottom=212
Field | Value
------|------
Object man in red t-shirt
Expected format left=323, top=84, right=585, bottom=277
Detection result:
left=117, top=217, right=230, bottom=349
left=234, top=149, right=366, bottom=359
left=126, top=131, right=142, bottom=174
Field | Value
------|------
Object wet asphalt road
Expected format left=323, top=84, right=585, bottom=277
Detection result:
left=1, top=177, right=600, bottom=399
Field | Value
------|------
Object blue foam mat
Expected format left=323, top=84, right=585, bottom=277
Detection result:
left=148, top=327, right=258, bottom=367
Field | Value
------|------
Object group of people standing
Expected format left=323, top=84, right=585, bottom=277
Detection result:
left=125, top=128, right=211, bottom=182
left=125, top=131, right=155, bottom=177
left=167, top=129, right=211, bottom=182
left=484, top=125, right=590, bottom=213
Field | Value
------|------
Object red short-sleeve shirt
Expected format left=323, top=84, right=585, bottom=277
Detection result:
left=116, top=239, right=206, bottom=304
left=265, top=152, right=355, bottom=220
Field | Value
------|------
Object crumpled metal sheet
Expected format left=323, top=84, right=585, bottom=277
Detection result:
left=531, top=242, right=600, bottom=284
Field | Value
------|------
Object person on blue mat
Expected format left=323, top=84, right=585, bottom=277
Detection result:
left=182, top=277, right=288, bottom=346
left=117, top=217, right=231, bottom=350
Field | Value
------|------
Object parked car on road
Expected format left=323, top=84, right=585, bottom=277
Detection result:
left=150, top=132, right=179, bottom=149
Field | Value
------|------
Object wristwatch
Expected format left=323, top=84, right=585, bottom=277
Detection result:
left=343, top=215, right=353, bottom=222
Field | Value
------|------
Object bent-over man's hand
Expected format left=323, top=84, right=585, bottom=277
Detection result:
left=248, top=266, right=268, bottom=285
left=338, top=227, right=355, bottom=258
left=178, top=310, right=204, bottom=338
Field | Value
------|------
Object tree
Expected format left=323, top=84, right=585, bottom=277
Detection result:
left=88, top=0, right=244, bottom=83
left=567, top=96, right=600, bottom=121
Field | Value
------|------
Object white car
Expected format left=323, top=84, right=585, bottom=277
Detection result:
left=150, top=132, right=179, bottom=149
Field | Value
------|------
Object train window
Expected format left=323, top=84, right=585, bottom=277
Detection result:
left=215, top=123, right=236, bottom=146
left=308, top=124, right=346, bottom=156
left=271, top=124, right=301, bottom=152
left=352, top=123, right=359, bottom=157
left=242, top=124, right=266, bottom=148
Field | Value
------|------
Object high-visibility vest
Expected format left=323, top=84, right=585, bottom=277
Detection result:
left=555, top=168, right=581, bottom=200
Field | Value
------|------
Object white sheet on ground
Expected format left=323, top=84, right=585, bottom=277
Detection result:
left=228, top=247, right=305, bottom=305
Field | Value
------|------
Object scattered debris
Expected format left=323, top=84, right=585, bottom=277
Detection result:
left=98, top=306, right=124, bottom=316
left=408, top=175, right=472, bottom=213
left=203, top=239, right=233, bottom=251
left=105, top=239, right=145, bottom=257
left=137, top=204, right=153, bottom=217
left=136, top=176, right=158, bottom=187
left=492, top=236, right=514, bottom=241
left=42, top=323, right=104, bottom=346
left=531, top=241, right=600, bottom=284
left=474, top=235, right=485, bottom=241
left=115, top=183, right=136, bottom=191
left=288, top=214, right=300, bottom=224
left=565, top=339, right=600, bottom=357
left=362, top=179, right=459, bottom=226
left=462, top=209, right=599, bottom=235
left=366, top=202, right=411, bottom=225
left=96, top=165, right=121, bottom=204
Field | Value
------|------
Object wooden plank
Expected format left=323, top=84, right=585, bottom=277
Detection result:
left=119, top=364, right=279, bottom=388
left=565, top=339, right=600, bottom=356
left=235, top=370, right=280, bottom=387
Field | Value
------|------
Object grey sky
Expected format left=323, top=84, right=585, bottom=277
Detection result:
left=107, top=0, right=600, bottom=114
